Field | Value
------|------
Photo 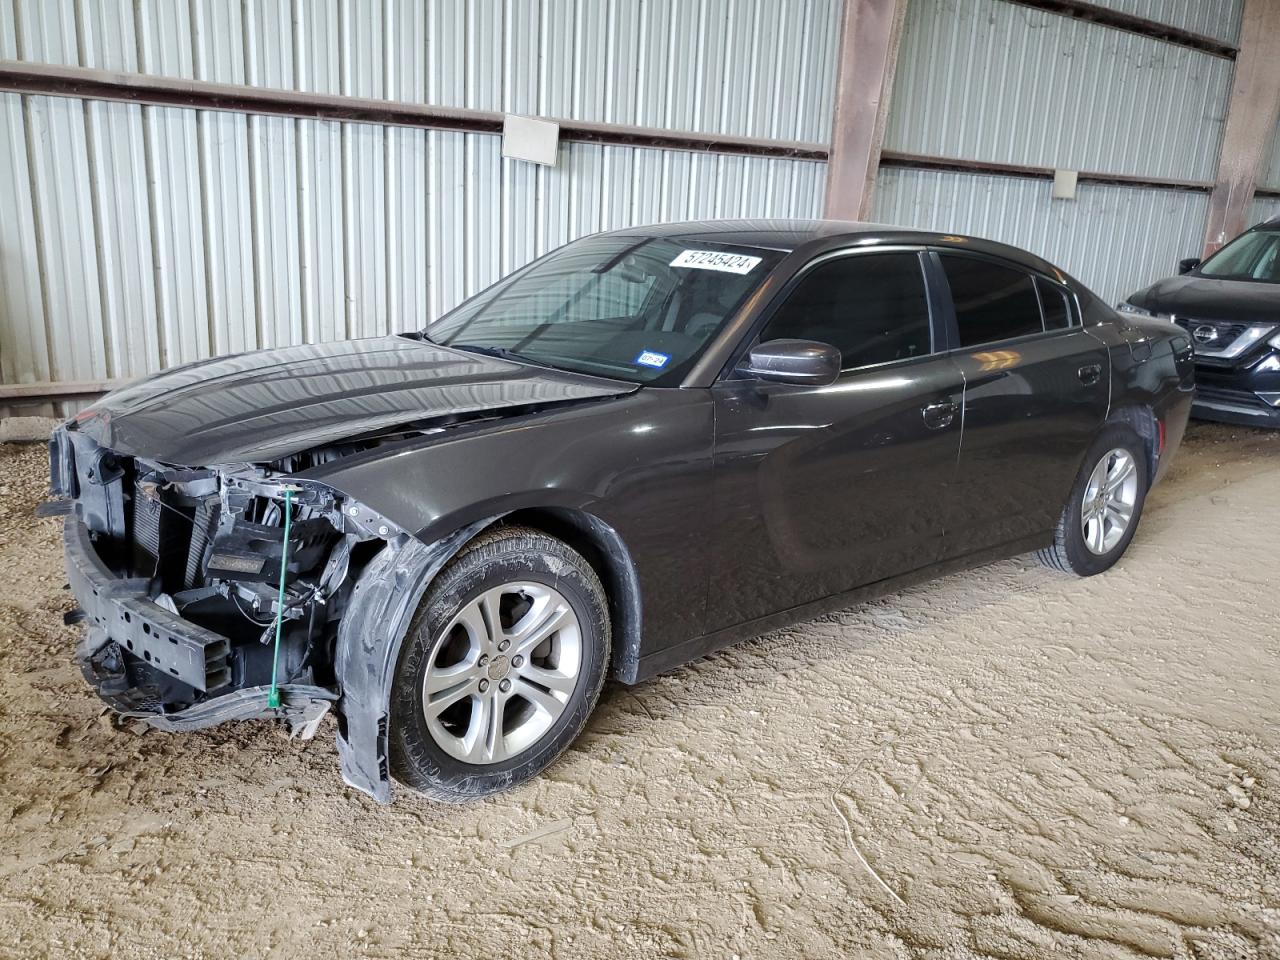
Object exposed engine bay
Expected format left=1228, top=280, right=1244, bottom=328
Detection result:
left=50, top=427, right=403, bottom=742
left=41, top=335, right=639, bottom=804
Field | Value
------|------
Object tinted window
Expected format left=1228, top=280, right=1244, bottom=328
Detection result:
left=1036, top=277, right=1073, bottom=330
left=1199, top=229, right=1280, bottom=282
left=940, top=255, right=1042, bottom=347
left=759, top=253, right=932, bottom=370
left=428, top=235, right=781, bottom=384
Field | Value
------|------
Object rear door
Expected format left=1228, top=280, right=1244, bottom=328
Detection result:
left=933, top=252, right=1109, bottom=556
left=706, top=248, right=965, bottom=633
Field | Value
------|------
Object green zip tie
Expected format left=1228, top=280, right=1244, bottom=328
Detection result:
left=266, top=487, right=294, bottom=710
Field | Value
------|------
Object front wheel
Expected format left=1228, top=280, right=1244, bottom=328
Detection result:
left=389, top=526, right=611, bottom=802
left=1038, top=426, right=1149, bottom=576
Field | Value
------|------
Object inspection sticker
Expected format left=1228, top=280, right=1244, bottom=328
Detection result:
left=634, top=350, right=671, bottom=369
left=669, top=249, right=762, bottom=274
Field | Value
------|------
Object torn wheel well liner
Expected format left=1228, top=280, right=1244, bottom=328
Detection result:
left=497, top=507, right=643, bottom=683
left=331, top=506, right=643, bottom=802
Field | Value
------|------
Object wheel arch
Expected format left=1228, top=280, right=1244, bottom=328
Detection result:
left=332, top=504, right=643, bottom=803
left=489, top=507, right=643, bottom=683
left=1104, top=404, right=1159, bottom=484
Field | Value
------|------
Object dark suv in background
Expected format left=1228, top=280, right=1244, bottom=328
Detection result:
left=1119, top=215, right=1280, bottom=427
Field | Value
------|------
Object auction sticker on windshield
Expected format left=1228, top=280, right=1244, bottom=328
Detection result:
left=669, top=249, right=763, bottom=274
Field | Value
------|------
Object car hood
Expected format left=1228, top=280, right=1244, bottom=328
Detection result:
left=68, top=335, right=637, bottom=465
left=1130, top=274, right=1280, bottom=323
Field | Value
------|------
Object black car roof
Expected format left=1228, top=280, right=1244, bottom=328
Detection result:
left=608, top=218, right=1073, bottom=286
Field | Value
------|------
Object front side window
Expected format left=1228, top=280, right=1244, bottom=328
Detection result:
left=427, top=235, right=782, bottom=384
left=1198, top=229, right=1280, bottom=283
left=939, top=254, right=1043, bottom=347
left=758, top=252, right=933, bottom=371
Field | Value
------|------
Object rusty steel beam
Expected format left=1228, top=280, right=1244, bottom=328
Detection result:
left=1007, top=0, right=1236, bottom=58
left=0, top=378, right=129, bottom=402
left=823, top=0, right=909, bottom=221
left=881, top=151, right=1214, bottom=193
left=0, top=60, right=827, bottom=161
left=1202, top=0, right=1280, bottom=255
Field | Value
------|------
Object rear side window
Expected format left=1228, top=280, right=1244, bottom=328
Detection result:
left=939, top=255, right=1042, bottom=347
left=1036, top=277, right=1074, bottom=330
left=760, top=252, right=932, bottom=370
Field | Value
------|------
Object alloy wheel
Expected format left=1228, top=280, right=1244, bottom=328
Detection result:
left=421, top=582, right=582, bottom=764
left=1080, top=447, right=1139, bottom=555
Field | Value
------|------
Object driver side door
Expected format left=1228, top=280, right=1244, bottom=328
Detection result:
left=706, top=249, right=965, bottom=633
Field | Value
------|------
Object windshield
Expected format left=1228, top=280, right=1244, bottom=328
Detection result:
left=1198, top=229, right=1280, bottom=283
left=426, top=234, right=782, bottom=384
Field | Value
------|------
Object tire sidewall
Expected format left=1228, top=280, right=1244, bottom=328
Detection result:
left=1060, top=426, right=1149, bottom=575
left=390, top=536, right=610, bottom=797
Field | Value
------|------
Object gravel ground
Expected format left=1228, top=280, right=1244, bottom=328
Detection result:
left=0, top=422, right=1276, bottom=959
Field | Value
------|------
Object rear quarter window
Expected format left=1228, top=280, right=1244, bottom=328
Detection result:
left=1036, top=277, right=1074, bottom=330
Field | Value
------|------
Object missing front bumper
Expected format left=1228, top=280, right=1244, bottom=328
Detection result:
left=65, top=517, right=336, bottom=735
left=64, top=517, right=231, bottom=693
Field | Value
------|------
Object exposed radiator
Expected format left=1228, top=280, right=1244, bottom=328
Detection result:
left=133, top=478, right=163, bottom=560
left=185, top=498, right=220, bottom=588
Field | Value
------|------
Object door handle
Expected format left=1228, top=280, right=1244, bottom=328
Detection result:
left=1078, top=363, right=1102, bottom=385
left=921, top=400, right=958, bottom=430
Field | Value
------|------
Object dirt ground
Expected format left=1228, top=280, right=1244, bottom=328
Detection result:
left=0, top=422, right=1276, bottom=960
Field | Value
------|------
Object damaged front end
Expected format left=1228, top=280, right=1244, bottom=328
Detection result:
left=49, top=425, right=409, bottom=767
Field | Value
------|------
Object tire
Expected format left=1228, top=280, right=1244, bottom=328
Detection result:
left=389, top=525, right=611, bottom=802
left=1037, top=424, right=1149, bottom=577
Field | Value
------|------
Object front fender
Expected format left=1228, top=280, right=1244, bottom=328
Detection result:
left=333, top=519, right=493, bottom=803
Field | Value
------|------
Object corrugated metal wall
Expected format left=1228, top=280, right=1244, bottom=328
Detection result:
left=1251, top=197, right=1280, bottom=227
left=1089, top=0, right=1243, bottom=45
left=873, top=168, right=1208, bottom=306
left=885, top=0, right=1231, bottom=181
left=0, top=0, right=836, bottom=405
left=0, top=99, right=826, bottom=387
left=877, top=0, right=1238, bottom=308
left=6, top=0, right=840, bottom=142
left=1262, top=123, right=1280, bottom=191
left=0, top=0, right=1265, bottom=412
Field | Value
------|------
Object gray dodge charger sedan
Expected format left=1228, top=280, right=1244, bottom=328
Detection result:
left=47, top=220, right=1193, bottom=801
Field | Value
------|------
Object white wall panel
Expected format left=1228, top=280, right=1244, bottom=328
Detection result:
left=84, top=99, right=161, bottom=377
left=873, top=166, right=1210, bottom=306
left=0, top=93, right=48, bottom=386
left=249, top=115, right=302, bottom=349
left=887, top=0, right=1232, bottom=182
left=25, top=94, right=109, bottom=382
left=5, top=0, right=840, bottom=142
left=0, top=91, right=827, bottom=393
left=297, top=119, right=347, bottom=344
left=145, top=104, right=210, bottom=366
left=1250, top=197, right=1280, bottom=228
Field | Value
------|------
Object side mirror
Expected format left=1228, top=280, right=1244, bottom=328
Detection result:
left=1177, top=257, right=1201, bottom=275
left=740, top=339, right=841, bottom=386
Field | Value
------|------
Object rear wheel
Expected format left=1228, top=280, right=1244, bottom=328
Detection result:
left=1038, top=426, right=1149, bottom=576
left=389, top=526, right=610, bottom=802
